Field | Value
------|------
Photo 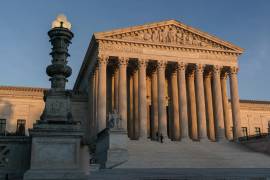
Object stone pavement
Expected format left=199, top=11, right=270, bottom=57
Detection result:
left=90, top=168, right=270, bottom=180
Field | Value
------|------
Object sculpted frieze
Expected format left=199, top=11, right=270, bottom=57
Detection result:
left=99, top=43, right=142, bottom=54
left=103, top=25, right=233, bottom=51
left=99, top=42, right=237, bottom=62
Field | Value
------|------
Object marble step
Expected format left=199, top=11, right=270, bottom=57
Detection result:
left=116, top=139, right=270, bottom=168
left=89, top=168, right=270, bottom=180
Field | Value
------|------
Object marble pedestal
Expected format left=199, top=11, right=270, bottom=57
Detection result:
left=23, top=124, right=88, bottom=180
left=106, top=129, right=128, bottom=169
left=96, top=128, right=128, bottom=169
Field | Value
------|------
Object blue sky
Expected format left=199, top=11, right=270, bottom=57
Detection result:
left=0, top=0, right=269, bottom=100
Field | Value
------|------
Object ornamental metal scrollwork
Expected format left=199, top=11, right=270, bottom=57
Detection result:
left=0, top=145, right=9, bottom=167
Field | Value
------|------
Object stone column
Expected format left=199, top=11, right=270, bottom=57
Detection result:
left=151, top=70, right=159, bottom=139
left=118, top=57, right=129, bottom=131
left=138, top=59, right=148, bottom=138
left=97, top=56, right=108, bottom=132
left=167, top=77, right=173, bottom=139
left=221, top=72, right=232, bottom=140
left=212, top=65, right=225, bottom=139
left=157, top=61, right=167, bottom=138
left=229, top=67, right=242, bottom=140
left=88, top=71, right=95, bottom=142
left=195, top=64, right=207, bottom=140
left=204, top=72, right=215, bottom=141
left=133, top=69, right=139, bottom=139
left=187, top=68, right=198, bottom=140
left=107, top=70, right=113, bottom=115
left=128, top=75, right=134, bottom=138
left=94, top=67, right=99, bottom=135
left=177, top=63, right=189, bottom=140
left=171, top=70, right=180, bottom=140
left=146, top=77, right=151, bottom=137
left=114, top=68, right=119, bottom=112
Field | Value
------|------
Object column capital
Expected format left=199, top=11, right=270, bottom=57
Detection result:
left=97, top=56, right=109, bottom=66
left=221, top=72, right=228, bottom=79
left=152, top=70, right=157, bottom=75
left=195, top=64, right=205, bottom=74
left=148, top=63, right=158, bottom=75
left=213, top=65, right=222, bottom=75
left=229, top=66, right=239, bottom=75
left=157, top=61, right=167, bottom=69
left=203, top=67, right=212, bottom=78
left=171, top=71, right=177, bottom=76
left=177, top=62, right=187, bottom=71
left=186, top=66, right=195, bottom=77
left=138, top=59, right=148, bottom=68
left=118, top=57, right=129, bottom=66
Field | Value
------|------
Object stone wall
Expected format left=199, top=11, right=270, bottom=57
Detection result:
left=0, top=86, right=45, bottom=135
left=239, top=100, right=270, bottom=136
left=0, top=136, right=31, bottom=179
left=0, top=86, right=88, bottom=138
left=0, top=86, right=269, bottom=138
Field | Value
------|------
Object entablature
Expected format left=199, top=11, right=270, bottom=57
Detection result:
left=97, top=41, right=238, bottom=67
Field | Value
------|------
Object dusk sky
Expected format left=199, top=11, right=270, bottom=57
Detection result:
left=0, top=0, right=269, bottom=100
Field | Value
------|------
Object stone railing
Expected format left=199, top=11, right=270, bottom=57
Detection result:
left=0, top=136, right=31, bottom=179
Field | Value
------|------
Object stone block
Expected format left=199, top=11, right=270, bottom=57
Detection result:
left=24, top=125, right=88, bottom=180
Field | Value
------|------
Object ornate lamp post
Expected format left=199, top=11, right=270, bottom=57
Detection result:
left=24, top=15, right=87, bottom=180
left=47, top=15, right=73, bottom=91
left=40, top=15, right=74, bottom=123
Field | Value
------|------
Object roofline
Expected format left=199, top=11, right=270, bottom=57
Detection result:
left=94, top=19, right=244, bottom=53
left=0, top=86, right=47, bottom=92
left=239, top=99, right=270, bottom=105
left=73, top=35, right=97, bottom=90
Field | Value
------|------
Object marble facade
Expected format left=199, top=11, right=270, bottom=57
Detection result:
left=75, top=20, right=244, bottom=141
left=0, top=20, right=269, bottom=142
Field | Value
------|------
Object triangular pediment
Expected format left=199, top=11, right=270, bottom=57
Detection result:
left=94, top=20, right=243, bottom=53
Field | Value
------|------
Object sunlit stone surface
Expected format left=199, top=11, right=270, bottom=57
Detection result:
left=1, top=19, right=270, bottom=179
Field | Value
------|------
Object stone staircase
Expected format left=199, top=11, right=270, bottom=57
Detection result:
left=89, top=139, right=270, bottom=179
left=118, top=139, right=270, bottom=168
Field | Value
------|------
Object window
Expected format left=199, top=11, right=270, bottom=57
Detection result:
left=255, top=127, right=261, bottom=137
left=16, top=119, right=26, bottom=136
left=0, top=119, right=6, bottom=135
left=241, top=127, right=248, bottom=137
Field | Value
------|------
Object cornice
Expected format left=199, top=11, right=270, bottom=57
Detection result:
left=0, top=86, right=47, bottom=99
left=98, top=38, right=242, bottom=56
left=73, top=35, right=98, bottom=90
left=0, top=86, right=47, bottom=92
left=228, top=99, right=270, bottom=105
left=0, top=86, right=88, bottom=102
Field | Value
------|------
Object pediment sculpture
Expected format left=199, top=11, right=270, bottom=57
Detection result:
left=103, top=25, right=233, bottom=51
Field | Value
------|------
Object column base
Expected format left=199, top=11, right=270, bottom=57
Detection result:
left=179, top=138, right=193, bottom=143
left=199, top=138, right=212, bottom=143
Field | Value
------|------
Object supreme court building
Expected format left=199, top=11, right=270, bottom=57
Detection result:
left=1, top=20, right=270, bottom=142
left=2, top=20, right=270, bottom=177
left=73, top=19, right=268, bottom=142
